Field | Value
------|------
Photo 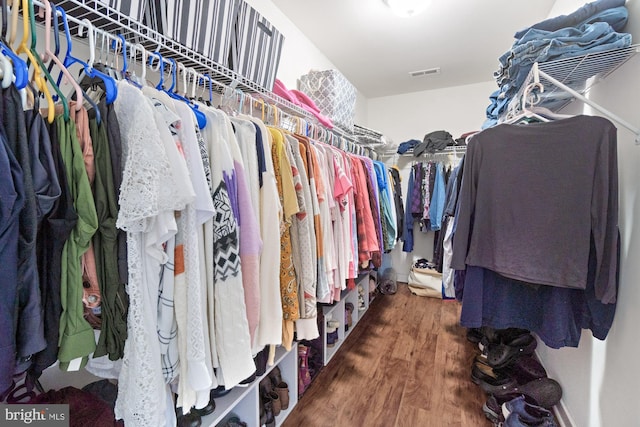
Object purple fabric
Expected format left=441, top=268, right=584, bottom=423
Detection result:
left=363, top=158, right=384, bottom=255
left=410, top=164, right=423, bottom=216
left=223, top=169, right=239, bottom=222
left=233, top=160, right=262, bottom=255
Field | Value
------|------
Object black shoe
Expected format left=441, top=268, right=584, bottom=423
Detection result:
left=191, top=394, right=216, bottom=417
left=471, top=361, right=517, bottom=395
left=466, top=328, right=483, bottom=343
left=211, top=385, right=232, bottom=398
left=176, top=409, right=202, bottom=427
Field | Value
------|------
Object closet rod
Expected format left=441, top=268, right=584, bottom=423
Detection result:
left=30, top=0, right=375, bottom=158
left=530, top=63, right=640, bottom=144
left=34, top=0, right=378, bottom=154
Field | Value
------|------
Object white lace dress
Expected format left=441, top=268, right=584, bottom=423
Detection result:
left=113, top=81, right=189, bottom=427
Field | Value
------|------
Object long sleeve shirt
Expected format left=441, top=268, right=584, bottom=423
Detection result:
left=451, top=116, right=619, bottom=304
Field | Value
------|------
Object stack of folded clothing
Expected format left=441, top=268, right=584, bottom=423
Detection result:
left=484, top=0, right=632, bottom=128
left=467, top=327, right=563, bottom=426
left=273, top=79, right=334, bottom=128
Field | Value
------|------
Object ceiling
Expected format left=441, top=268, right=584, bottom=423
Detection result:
left=271, top=0, right=557, bottom=98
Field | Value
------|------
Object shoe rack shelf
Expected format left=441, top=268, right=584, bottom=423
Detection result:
left=201, top=343, right=299, bottom=427
left=321, top=272, right=373, bottom=365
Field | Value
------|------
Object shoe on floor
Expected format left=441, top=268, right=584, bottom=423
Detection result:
left=487, top=332, right=537, bottom=369
left=493, top=377, right=562, bottom=410
left=471, top=361, right=517, bottom=394
left=483, top=393, right=540, bottom=424
left=503, top=395, right=557, bottom=426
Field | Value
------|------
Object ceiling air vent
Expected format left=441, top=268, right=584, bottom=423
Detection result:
left=409, top=67, right=441, bottom=77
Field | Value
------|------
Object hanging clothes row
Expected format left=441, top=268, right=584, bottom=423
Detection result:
left=399, top=153, right=465, bottom=299
left=0, top=2, right=398, bottom=426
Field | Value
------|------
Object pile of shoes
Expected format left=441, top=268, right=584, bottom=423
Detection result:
left=259, top=365, right=290, bottom=427
left=298, top=339, right=323, bottom=397
left=468, top=327, right=562, bottom=426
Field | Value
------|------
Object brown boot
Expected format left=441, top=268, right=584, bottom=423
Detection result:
left=268, top=391, right=281, bottom=416
left=275, top=382, right=290, bottom=410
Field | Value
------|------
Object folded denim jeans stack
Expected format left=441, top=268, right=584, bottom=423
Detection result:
left=484, top=0, right=632, bottom=128
left=467, top=327, right=562, bottom=426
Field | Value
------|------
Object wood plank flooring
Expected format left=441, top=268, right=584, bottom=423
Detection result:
left=282, top=284, right=491, bottom=427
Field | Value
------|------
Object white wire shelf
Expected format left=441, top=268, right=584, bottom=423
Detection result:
left=505, top=44, right=640, bottom=115
left=55, top=0, right=317, bottom=122
left=353, top=124, right=388, bottom=146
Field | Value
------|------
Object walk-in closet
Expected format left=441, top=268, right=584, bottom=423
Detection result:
left=0, top=1, right=638, bottom=426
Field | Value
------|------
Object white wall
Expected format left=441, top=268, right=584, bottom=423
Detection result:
left=521, top=2, right=640, bottom=427
left=366, top=81, right=496, bottom=281
left=243, top=0, right=368, bottom=125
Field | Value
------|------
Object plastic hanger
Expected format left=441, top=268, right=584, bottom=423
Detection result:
left=187, top=67, right=198, bottom=100
left=14, top=0, right=56, bottom=122
left=107, top=33, right=126, bottom=81
left=166, top=57, right=206, bottom=129
left=148, top=50, right=165, bottom=91
left=47, top=1, right=101, bottom=124
left=58, top=8, right=117, bottom=104
left=526, top=106, right=573, bottom=121
left=201, top=73, right=213, bottom=105
left=503, top=82, right=549, bottom=125
left=127, top=42, right=146, bottom=87
left=26, top=0, right=68, bottom=122
left=0, top=0, right=27, bottom=89
left=0, top=51, right=12, bottom=88
left=42, top=0, right=82, bottom=111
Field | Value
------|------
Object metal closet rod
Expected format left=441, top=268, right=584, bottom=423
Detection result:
left=28, top=0, right=372, bottom=153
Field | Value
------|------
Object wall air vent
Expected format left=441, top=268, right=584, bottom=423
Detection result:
left=409, top=67, right=441, bottom=77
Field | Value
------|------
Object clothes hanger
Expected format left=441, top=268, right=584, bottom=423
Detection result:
left=165, top=57, right=206, bottom=128
left=133, top=43, right=147, bottom=86
left=503, top=81, right=548, bottom=125
left=218, top=85, right=235, bottom=115
left=110, top=33, right=127, bottom=81
left=0, top=50, right=12, bottom=88
left=26, top=0, right=70, bottom=118
left=187, top=67, right=199, bottom=101
left=0, top=0, right=27, bottom=89
left=26, top=0, right=69, bottom=122
left=200, top=73, right=213, bottom=106
left=124, top=42, right=145, bottom=87
left=42, top=0, right=82, bottom=112
left=526, top=105, right=573, bottom=120
left=58, top=9, right=117, bottom=104
left=148, top=50, right=166, bottom=91
left=47, top=1, right=102, bottom=123
left=14, top=0, right=56, bottom=122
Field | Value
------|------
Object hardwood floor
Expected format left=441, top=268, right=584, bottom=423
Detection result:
left=282, top=284, right=492, bottom=427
